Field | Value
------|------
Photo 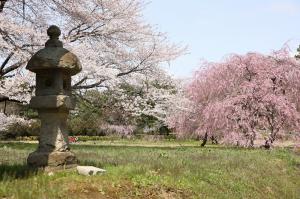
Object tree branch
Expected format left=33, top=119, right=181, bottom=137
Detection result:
left=72, top=76, right=88, bottom=87
left=117, top=45, right=156, bottom=77
left=72, top=79, right=107, bottom=89
left=0, top=52, right=14, bottom=71
left=0, top=60, right=27, bottom=76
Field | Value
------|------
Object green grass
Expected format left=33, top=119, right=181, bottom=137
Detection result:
left=0, top=141, right=299, bottom=199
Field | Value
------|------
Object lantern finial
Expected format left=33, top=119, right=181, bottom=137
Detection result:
left=45, top=25, right=63, bottom=47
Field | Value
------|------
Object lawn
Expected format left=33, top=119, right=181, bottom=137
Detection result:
left=0, top=140, right=299, bottom=199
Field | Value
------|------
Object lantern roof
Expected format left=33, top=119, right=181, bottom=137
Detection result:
left=26, top=25, right=82, bottom=76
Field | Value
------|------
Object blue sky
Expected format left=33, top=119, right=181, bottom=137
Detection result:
left=144, top=0, right=300, bottom=78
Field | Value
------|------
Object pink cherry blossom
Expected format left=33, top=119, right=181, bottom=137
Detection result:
left=170, top=49, right=300, bottom=147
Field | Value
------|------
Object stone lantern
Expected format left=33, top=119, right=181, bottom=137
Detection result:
left=26, top=25, right=81, bottom=170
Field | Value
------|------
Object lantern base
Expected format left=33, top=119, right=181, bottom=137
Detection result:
left=27, top=151, right=77, bottom=171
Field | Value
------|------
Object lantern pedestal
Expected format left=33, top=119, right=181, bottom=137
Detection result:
left=27, top=151, right=77, bottom=171
left=27, top=95, right=78, bottom=170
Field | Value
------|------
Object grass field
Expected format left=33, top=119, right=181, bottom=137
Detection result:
left=0, top=140, right=299, bottom=199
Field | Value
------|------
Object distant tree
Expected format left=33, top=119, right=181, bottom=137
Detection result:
left=169, top=49, right=300, bottom=148
left=69, top=76, right=179, bottom=135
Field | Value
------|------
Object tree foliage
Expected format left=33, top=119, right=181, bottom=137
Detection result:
left=69, top=79, right=177, bottom=136
left=169, top=49, right=300, bottom=147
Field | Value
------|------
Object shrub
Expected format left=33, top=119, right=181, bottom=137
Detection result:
left=1, top=120, right=40, bottom=139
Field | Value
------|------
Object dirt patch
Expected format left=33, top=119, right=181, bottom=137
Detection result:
left=66, top=182, right=103, bottom=199
left=66, top=180, right=192, bottom=199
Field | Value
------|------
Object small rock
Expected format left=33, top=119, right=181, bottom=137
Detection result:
left=77, top=166, right=106, bottom=176
left=48, top=172, right=54, bottom=176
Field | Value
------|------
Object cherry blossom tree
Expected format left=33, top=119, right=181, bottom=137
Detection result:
left=69, top=70, right=181, bottom=135
left=0, top=112, right=31, bottom=132
left=170, top=49, right=300, bottom=148
left=1, top=0, right=184, bottom=91
left=0, top=0, right=184, bottom=129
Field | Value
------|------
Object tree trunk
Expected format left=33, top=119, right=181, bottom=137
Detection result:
left=211, top=136, right=218, bottom=144
left=249, top=139, right=254, bottom=148
left=263, top=129, right=278, bottom=149
left=3, top=100, right=7, bottom=115
left=0, top=0, right=8, bottom=12
left=201, top=132, right=208, bottom=147
left=263, top=139, right=272, bottom=149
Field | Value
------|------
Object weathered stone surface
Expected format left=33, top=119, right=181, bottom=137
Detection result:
left=26, top=48, right=82, bottom=76
left=30, top=95, right=75, bottom=110
left=77, top=166, right=106, bottom=176
left=37, top=111, right=70, bottom=152
left=27, top=151, right=77, bottom=168
left=35, top=70, right=72, bottom=96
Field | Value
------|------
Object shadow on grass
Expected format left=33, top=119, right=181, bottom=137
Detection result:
left=0, top=164, right=38, bottom=180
